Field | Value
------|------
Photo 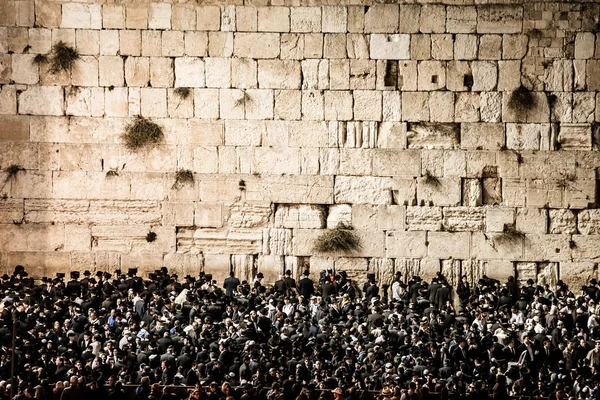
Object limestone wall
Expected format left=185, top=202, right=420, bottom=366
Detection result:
left=1, top=0, right=600, bottom=290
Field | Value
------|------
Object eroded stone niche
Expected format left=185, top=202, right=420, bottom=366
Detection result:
left=1, top=0, right=600, bottom=291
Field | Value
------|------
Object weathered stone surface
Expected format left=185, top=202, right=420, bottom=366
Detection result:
left=407, top=123, right=460, bottom=149
left=549, top=209, right=576, bottom=234
left=477, top=5, right=522, bottom=34
left=264, top=228, right=292, bottom=256
left=369, top=34, right=410, bottom=60
left=428, top=232, right=470, bottom=259
left=227, top=203, right=272, bottom=228
left=417, top=176, right=461, bottom=207
left=578, top=210, right=600, bottom=235
left=461, top=123, right=504, bottom=150
left=177, top=227, right=262, bottom=254
left=524, top=234, right=571, bottom=262
left=443, top=207, right=484, bottom=232
left=334, top=176, right=392, bottom=205
left=515, top=208, right=547, bottom=234
left=326, top=204, right=352, bottom=228
left=406, top=206, right=442, bottom=231
left=386, top=231, right=427, bottom=258
left=558, top=124, right=592, bottom=150
left=274, top=204, right=325, bottom=229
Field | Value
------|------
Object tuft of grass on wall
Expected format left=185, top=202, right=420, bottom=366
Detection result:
left=49, top=41, right=80, bottom=74
left=172, top=169, right=194, bottom=189
left=508, top=85, right=537, bottom=111
left=422, top=169, right=441, bottom=187
left=174, top=87, right=191, bottom=99
left=121, top=116, right=164, bottom=152
left=33, top=54, right=49, bottom=65
left=313, top=223, right=362, bottom=253
left=5, top=164, right=23, bottom=178
left=146, top=231, right=157, bottom=243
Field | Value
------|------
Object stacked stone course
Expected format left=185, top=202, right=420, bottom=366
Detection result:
left=1, top=0, right=600, bottom=290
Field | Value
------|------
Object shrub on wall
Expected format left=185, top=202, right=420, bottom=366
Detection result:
left=313, top=223, right=361, bottom=253
left=122, top=116, right=164, bottom=152
left=49, top=41, right=80, bottom=74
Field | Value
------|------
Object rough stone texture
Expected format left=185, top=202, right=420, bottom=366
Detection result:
left=0, top=1, right=597, bottom=289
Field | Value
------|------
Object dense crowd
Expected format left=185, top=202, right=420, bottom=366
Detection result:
left=1, top=264, right=600, bottom=400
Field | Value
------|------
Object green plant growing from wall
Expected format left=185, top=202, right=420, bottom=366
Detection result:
left=508, top=85, right=537, bottom=111
left=32, top=54, right=48, bottom=65
left=313, top=223, right=361, bottom=253
left=5, top=165, right=23, bottom=178
left=146, top=231, right=157, bottom=243
left=494, top=224, right=526, bottom=247
left=49, top=41, right=80, bottom=74
left=173, top=169, right=194, bottom=189
left=122, top=116, right=164, bottom=152
left=174, top=87, right=191, bottom=99
left=422, top=169, right=441, bottom=187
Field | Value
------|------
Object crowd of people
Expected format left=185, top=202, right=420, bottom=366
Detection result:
left=1, top=264, right=600, bottom=400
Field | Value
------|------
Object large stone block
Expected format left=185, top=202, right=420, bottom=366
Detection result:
left=61, top=4, right=101, bottom=29
left=471, top=231, right=523, bottom=260
left=558, top=124, right=592, bottom=150
left=443, top=207, right=484, bottom=232
left=174, top=57, right=205, bottom=88
left=516, top=208, right=547, bottom=234
left=258, top=60, right=301, bottom=90
left=19, top=86, right=63, bottom=116
left=524, top=234, right=571, bottom=262
left=477, top=5, right=523, bottom=34
left=447, top=6, right=477, bottom=33
left=364, top=5, right=398, bottom=34
left=386, top=231, right=427, bottom=258
left=234, top=33, right=280, bottom=59
left=372, top=149, right=420, bottom=177
left=428, top=232, right=470, bottom=259
left=578, top=210, right=600, bottom=235
left=274, top=204, right=325, bottom=229
left=549, top=209, right=576, bottom=234
left=370, top=34, right=410, bottom=60
left=407, top=122, right=459, bottom=149
left=334, top=176, right=392, bottom=205
left=417, top=176, right=461, bottom=207
left=406, top=206, right=442, bottom=231
left=352, top=204, right=404, bottom=231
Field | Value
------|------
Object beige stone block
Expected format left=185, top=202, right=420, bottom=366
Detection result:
left=140, top=88, right=167, bottom=118
left=398, top=61, right=417, bottom=91
left=443, top=150, right=466, bottom=177
left=480, top=92, right=502, bottom=122
left=329, top=59, right=349, bottom=90
left=124, top=57, right=149, bottom=88
left=274, top=90, right=301, bottom=120
left=515, top=207, right=547, bottom=234
left=323, top=34, right=347, bottom=59
left=193, top=89, right=219, bottom=119
left=387, top=231, right=427, bottom=258
left=302, top=59, right=329, bottom=90
left=301, top=90, right=324, bottom=121
left=334, top=176, right=392, bottom=205
left=402, top=92, right=429, bottom=122
left=100, top=30, right=119, bottom=56
left=349, top=59, right=375, bottom=89
left=184, top=32, right=207, bottom=57
left=558, top=124, right=592, bottom=150
left=99, top=56, right=124, bottom=87
left=120, top=30, right=141, bottom=56
left=304, top=33, right=323, bottom=58
left=338, top=148, right=372, bottom=176
left=370, top=34, right=410, bottom=60
left=429, top=92, right=454, bottom=123
left=0, top=87, right=17, bottom=115
left=280, top=34, right=304, bottom=60
left=577, top=209, right=600, bottom=235
left=460, top=123, right=504, bottom=150
left=275, top=204, right=325, bottom=229
left=477, top=5, right=523, bottom=34
left=126, top=5, right=148, bottom=29
left=572, top=93, right=595, bottom=123
left=35, top=2, right=61, bottom=28
left=234, top=33, right=279, bottom=59
left=365, top=5, right=398, bottom=34
left=141, top=30, right=161, bottom=57
left=382, top=91, right=401, bottom=122
left=347, top=34, right=369, bottom=59
left=417, top=60, right=445, bottom=91
left=171, top=5, right=195, bottom=31
left=446, top=60, right=471, bottom=91
left=548, top=209, right=576, bottom=234
left=471, top=61, right=497, bottom=91
left=410, top=34, right=430, bottom=60
left=11, top=54, right=37, bottom=85
left=0, top=115, right=29, bottom=142
left=104, top=87, right=128, bottom=117
left=407, top=122, right=458, bottom=149
left=322, top=6, right=346, bottom=33
left=150, top=57, right=174, bottom=88
left=417, top=175, right=461, bottom=206
left=167, top=89, right=193, bottom=119
left=353, top=90, right=382, bottom=121
left=66, top=87, right=103, bottom=117
left=19, top=86, right=63, bottom=116
left=61, top=4, right=101, bottom=29
left=221, top=5, right=236, bottom=32
left=194, top=203, right=223, bottom=228
left=502, top=35, right=528, bottom=60
left=443, top=206, right=483, bottom=231
left=236, top=6, right=257, bottom=32
left=208, top=32, right=234, bottom=58
left=148, top=3, right=171, bottom=30
left=257, top=7, right=289, bottom=32
left=75, top=30, right=99, bottom=56
left=419, top=5, right=445, bottom=34
left=197, top=6, right=220, bottom=31
left=454, top=92, right=480, bottom=122
left=219, top=89, right=244, bottom=120
left=324, top=91, right=353, bottom=121
left=454, top=34, right=477, bottom=60
left=372, top=149, right=419, bottom=177
left=431, top=34, right=453, bottom=60
left=174, top=57, right=205, bottom=88
left=524, top=234, right=571, bottom=262
left=204, top=58, right=231, bottom=89
left=9, top=27, right=29, bottom=53
left=245, top=89, right=274, bottom=120
left=290, top=7, right=320, bottom=33
left=348, top=6, right=364, bottom=33
left=103, top=4, right=124, bottom=29
left=28, top=28, right=52, bottom=54
left=478, top=35, right=502, bottom=60
left=446, top=6, right=476, bottom=33
left=471, top=231, right=523, bottom=260
left=486, top=207, right=514, bottom=233
left=575, top=32, right=595, bottom=60
left=428, top=232, right=470, bottom=259
left=258, top=60, right=301, bottom=90
left=162, top=31, right=184, bottom=57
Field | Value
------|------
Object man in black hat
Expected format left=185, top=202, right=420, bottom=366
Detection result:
left=298, top=270, right=314, bottom=299
left=284, top=270, right=297, bottom=296
left=223, top=271, right=240, bottom=298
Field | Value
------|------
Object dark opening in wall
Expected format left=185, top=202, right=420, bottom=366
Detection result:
left=384, top=60, right=398, bottom=88
left=463, top=74, right=473, bottom=90
left=431, top=75, right=438, bottom=84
